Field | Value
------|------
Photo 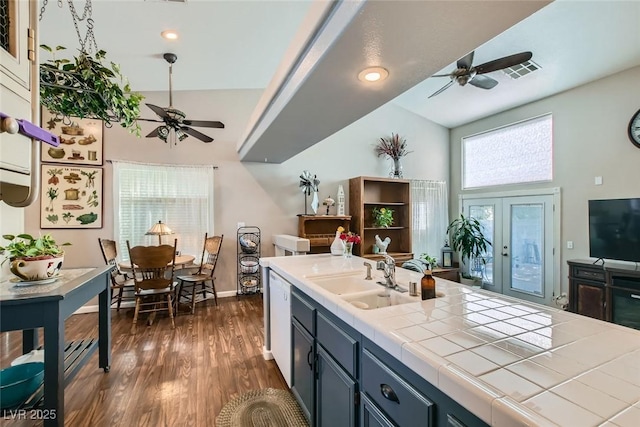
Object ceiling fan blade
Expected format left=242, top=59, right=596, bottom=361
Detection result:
left=181, top=126, right=213, bottom=143
left=182, top=119, right=225, bottom=129
left=145, top=127, right=162, bottom=138
left=431, top=73, right=454, bottom=78
left=146, top=103, right=169, bottom=119
left=457, top=51, right=475, bottom=69
left=474, top=51, right=532, bottom=75
left=428, top=80, right=454, bottom=98
left=468, top=74, right=499, bottom=90
left=137, top=117, right=164, bottom=123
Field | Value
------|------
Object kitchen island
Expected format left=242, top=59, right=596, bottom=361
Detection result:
left=261, top=254, right=640, bottom=426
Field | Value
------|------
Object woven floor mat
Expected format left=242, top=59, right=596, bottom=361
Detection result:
left=216, top=388, right=309, bottom=427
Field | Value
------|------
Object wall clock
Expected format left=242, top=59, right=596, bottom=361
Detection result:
left=629, top=108, right=640, bottom=148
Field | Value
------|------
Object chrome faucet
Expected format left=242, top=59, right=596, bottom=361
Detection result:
left=364, top=262, right=373, bottom=280
left=376, top=254, right=397, bottom=289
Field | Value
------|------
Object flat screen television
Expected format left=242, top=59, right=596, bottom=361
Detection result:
left=589, top=198, right=640, bottom=262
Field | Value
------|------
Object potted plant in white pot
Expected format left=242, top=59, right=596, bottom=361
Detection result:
left=446, top=214, right=491, bottom=287
left=0, top=234, right=70, bottom=282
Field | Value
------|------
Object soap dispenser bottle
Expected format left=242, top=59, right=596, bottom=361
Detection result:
left=421, top=269, right=436, bottom=300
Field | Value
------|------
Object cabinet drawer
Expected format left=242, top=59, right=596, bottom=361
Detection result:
left=309, top=237, right=331, bottom=246
left=292, top=290, right=315, bottom=334
left=317, top=312, right=358, bottom=377
left=571, top=266, right=605, bottom=282
left=362, top=348, right=433, bottom=426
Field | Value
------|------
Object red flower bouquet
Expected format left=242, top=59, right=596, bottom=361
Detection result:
left=339, top=231, right=361, bottom=245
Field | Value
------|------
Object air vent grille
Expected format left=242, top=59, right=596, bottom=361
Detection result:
left=502, top=60, right=541, bottom=79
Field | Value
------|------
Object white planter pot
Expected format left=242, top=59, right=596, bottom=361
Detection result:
left=10, top=255, right=64, bottom=281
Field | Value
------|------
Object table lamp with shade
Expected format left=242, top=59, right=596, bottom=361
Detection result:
left=146, top=220, right=174, bottom=245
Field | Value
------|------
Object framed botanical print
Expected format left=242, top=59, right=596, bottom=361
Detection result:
left=41, top=109, right=104, bottom=165
left=41, top=165, right=103, bottom=229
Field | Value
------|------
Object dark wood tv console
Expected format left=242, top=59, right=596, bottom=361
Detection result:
left=568, top=259, right=640, bottom=329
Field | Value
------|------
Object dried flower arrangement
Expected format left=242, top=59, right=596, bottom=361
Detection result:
left=374, top=133, right=412, bottom=160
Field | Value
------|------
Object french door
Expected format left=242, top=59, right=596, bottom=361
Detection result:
left=462, top=195, right=555, bottom=305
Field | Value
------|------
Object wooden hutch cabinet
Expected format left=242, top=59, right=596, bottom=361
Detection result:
left=297, top=215, right=351, bottom=254
left=349, top=176, right=413, bottom=264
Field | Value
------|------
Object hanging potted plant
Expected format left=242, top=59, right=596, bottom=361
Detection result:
left=40, top=45, right=144, bottom=135
left=446, top=214, right=491, bottom=286
left=0, top=234, right=71, bottom=281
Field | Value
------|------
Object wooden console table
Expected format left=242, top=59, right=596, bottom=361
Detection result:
left=0, top=266, right=112, bottom=426
left=432, top=267, right=460, bottom=282
left=298, top=214, right=351, bottom=254
left=568, top=259, right=640, bottom=329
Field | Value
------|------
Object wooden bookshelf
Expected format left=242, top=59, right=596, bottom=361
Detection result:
left=349, top=176, right=413, bottom=262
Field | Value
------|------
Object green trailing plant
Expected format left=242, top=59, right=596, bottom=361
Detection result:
left=40, top=45, right=144, bottom=135
left=420, top=253, right=438, bottom=270
left=446, top=214, right=491, bottom=272
left=0, top=234, right=71, bottom=264
left=372, top=207, right=394, bottom=228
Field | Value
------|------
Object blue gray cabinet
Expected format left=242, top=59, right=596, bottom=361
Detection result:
left=316, top=345, right=357, bottom=427
left=289, top=285, right=489, bottom=427
left=361, top=392, right=395, bottom=427
left=291, top=289, right=359, bottom=426
left=291, top=317, right=314, bottom=421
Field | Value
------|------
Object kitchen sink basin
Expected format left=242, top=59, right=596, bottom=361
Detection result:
left=309, top=272, right=382, bottom=295
left=341, top=290, right=417, bottom=310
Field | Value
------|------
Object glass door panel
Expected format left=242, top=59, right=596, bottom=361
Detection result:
left=463, top=195, right=554, bottom=306
left=468, top=204, right=496, bottom=284
left=509, top=203, right=544, bottom=295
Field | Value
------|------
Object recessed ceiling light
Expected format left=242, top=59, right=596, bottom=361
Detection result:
left=161, top=30, right=179, bottom=40
left=358, top=67, right=389, bottom=82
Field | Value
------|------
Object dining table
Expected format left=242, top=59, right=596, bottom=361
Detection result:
left=118, top=254, right=195, bottom=272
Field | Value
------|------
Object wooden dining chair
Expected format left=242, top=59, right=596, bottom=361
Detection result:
left=99, top=238, right=135, bottom=311
left=175, top=234, right=223, bottom=314
left=126, top=239, right=177, bottom=334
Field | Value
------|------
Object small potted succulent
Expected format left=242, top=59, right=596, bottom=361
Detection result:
left=0, top=234, right=70, bottom=281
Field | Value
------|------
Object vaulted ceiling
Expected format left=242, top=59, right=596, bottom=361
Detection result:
left=40, top=0, right=640, bottom=162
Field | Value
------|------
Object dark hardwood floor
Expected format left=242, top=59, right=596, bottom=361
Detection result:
left=0, top=295, right=287, bottom=426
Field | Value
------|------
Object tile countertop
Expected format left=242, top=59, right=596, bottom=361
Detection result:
left=260, top=254, right=640, bottom=427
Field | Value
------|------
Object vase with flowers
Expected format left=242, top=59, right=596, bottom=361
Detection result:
left=374, top=133, right=412, bottom=178
left=339, top=228, right=361, bottom=258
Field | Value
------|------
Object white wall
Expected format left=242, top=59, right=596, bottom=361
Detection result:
left=23, top=90, right=449, bottom=293
left=449, top=65, right=640, bottom=296
left=0, top=202, right=25, bottom=281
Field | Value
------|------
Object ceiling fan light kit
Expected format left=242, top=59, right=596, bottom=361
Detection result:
left=428, top=50, right=533, bottom=98
left=138, top=53, right=225, bottom=144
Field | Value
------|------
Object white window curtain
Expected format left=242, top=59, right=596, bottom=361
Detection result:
left=411, top=180, right=449, bottom=264
left=112, top=161, right=214, bottom=260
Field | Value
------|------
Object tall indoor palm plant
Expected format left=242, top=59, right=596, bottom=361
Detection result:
left=446, top=214, right=491, bottom=283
